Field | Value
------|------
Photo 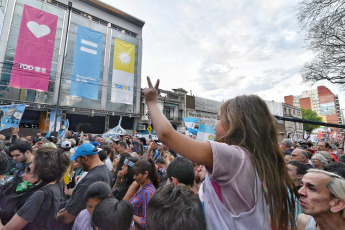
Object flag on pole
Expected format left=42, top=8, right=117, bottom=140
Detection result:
left=103, top=117, right=127, bottom=141
left=0, top=104, right=26, bottom=131
left=45, top=124, right=55, bottom=138
left=196, top=124, right=215, bottom=141
left=183, top=117, right=199, bottom=134
left=58, top=119, right=69, bottom=143
left=183, top=117, right=199, bottom=129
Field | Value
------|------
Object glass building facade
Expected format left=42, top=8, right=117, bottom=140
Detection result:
left=0, top=0, right=144, bottom=133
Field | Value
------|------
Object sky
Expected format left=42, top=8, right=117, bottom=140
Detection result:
left=103, top=0, right=345, bottom=109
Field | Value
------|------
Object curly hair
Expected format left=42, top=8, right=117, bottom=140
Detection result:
left=33, top=147, right=69, bottom=183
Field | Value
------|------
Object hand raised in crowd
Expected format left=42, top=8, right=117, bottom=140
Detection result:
left=113, top=156, right=120, bottom=170
left=162, top=151, right=171, bottom=166
left=34, top=141, right=43, bottom=148
left=142, top=76, right=159, bottom=106
left=75, top=175, right=82, bottom=183
left=117, top=170, right=124, bottom=181
left=12, top=127, right=19, bottom=136
left=146, top=142, right=155, bottom=160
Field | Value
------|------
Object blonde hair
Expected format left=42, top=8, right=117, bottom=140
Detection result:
left=217, top=95, right=296, bottom=230
left=308, top=169, right=345, bottom=218
left=42, top=142, right=57, bottom=148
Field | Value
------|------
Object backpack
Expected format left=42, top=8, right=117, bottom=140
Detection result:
left=0, top=183, right=42, bottom=225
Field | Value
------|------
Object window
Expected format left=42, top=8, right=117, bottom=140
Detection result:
left=163, top=107, right=171, bottom=119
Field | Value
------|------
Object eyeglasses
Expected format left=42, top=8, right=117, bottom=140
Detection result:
left=25, top=166, right=33, bottom=174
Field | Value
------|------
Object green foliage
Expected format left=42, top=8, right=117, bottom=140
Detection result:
left=301, top=108, right=323, bottom=133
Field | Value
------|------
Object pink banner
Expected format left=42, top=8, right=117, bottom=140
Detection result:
left=10, top=5, right=58, bottom=91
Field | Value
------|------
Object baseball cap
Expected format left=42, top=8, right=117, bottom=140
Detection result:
left=61, top=140, right=71, bottom=149
left=69, top=143, right=97, bottom=161
left=91, top=141, right=100, bottom=146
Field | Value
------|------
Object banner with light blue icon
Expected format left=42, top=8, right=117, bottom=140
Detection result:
left=70, top=25, right=103, bottom=99
left=0, top=104, right=26, bottom=131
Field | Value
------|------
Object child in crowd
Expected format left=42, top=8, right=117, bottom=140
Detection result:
left=72, top=181, right=112, bottom=230
left=143, top=77, right=297, bottom=230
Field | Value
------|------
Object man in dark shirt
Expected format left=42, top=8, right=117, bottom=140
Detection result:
left=281, top=139, right=294, bottom=155
left=9, top=141, right=33, bottom=181
left=56, top=143, right=112, bottom=228
left=113, top=141, right=131, bottom=183
left=291, top=148, right=314, bottom=169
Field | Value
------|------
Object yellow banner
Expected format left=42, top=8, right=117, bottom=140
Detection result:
left=113, top=39, right=135, bottom=74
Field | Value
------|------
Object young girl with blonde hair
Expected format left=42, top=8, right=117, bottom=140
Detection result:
left=143, top=77, right=297, bottom=230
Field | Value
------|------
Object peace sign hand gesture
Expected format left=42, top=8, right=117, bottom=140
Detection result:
left=143, top=76, right=160, bottom=106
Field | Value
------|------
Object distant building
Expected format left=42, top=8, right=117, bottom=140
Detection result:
left=0, top=0, right=144, bottom=135
left=284, top=86, right=342, bottom=125
left=138, top=88, right=221, bottom=138
left=265, top=100, right=303, bottom=141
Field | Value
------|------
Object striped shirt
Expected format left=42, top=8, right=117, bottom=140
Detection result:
left=129, top=181, right=156, bottom=229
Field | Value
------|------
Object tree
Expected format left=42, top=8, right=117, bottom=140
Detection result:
left=301, top=108, right=323, bottom=133
left=296, top=0, right=345, bottom=84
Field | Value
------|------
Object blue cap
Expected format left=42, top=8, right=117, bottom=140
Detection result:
left=91, top=141, right=100, bottom=146
left=69, top=143, right=97, bottom=161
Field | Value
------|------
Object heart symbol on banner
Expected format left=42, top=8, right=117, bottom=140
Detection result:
left=27, top=21, right=51, bottom=38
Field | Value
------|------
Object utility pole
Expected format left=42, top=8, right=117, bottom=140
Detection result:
left=53, top=1, right=72, bottom=132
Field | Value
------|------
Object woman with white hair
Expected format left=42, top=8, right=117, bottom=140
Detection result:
left=311, top=153, right=328, bottom=169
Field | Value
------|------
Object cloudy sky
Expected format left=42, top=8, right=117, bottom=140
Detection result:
left=103, top=0, right=344, bottom=108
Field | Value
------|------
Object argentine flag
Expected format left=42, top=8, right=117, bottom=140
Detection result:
left=58, top=119, right=69, bottom=143
left=183, top=117, right=199, bottom=133
left=196, top=124, right=215, bottom=141
left=103, top=117, right=127, bottom=141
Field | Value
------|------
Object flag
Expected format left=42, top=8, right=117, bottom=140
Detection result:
left=103, top=117, right=127, bottom=141
left=183, top=117, right=199, bottom=131
left=188, top=128, right=198, bottom=135
left=45, top=124, right=54, bottom=138
left=49, top=109, right=62, bottom=132
left=0, top=104, right=26, bottom=131
left=10, top=5, right=58, bottom=91
left=111, top=39, right=135, bottom=104
left=70, top=25, right=103, bottom=99
left=196, top=124, right=215, bottom=141
left=58, top=119, right=69, bottom=143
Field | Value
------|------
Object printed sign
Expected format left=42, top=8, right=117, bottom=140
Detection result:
left=70, top=26, right=104, bottom=99
left=320, top=102, right=336, bottom=115
left=0, top=104, right=26, bottom=131
left=10, top=5, right=58, bottom=91
left=111, top=39, right=135, bottom=104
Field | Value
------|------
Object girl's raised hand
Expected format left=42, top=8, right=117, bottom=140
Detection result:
left=143, top=76, right=159, bottom=106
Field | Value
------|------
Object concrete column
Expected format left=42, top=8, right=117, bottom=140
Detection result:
left=101, top=23, right=112, bottom=110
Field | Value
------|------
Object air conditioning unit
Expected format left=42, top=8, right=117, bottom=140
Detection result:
left=139, top=125, right=146, bottom=131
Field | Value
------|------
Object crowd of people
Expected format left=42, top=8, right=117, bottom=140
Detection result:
left=0, top=77, right=343, bottom=229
